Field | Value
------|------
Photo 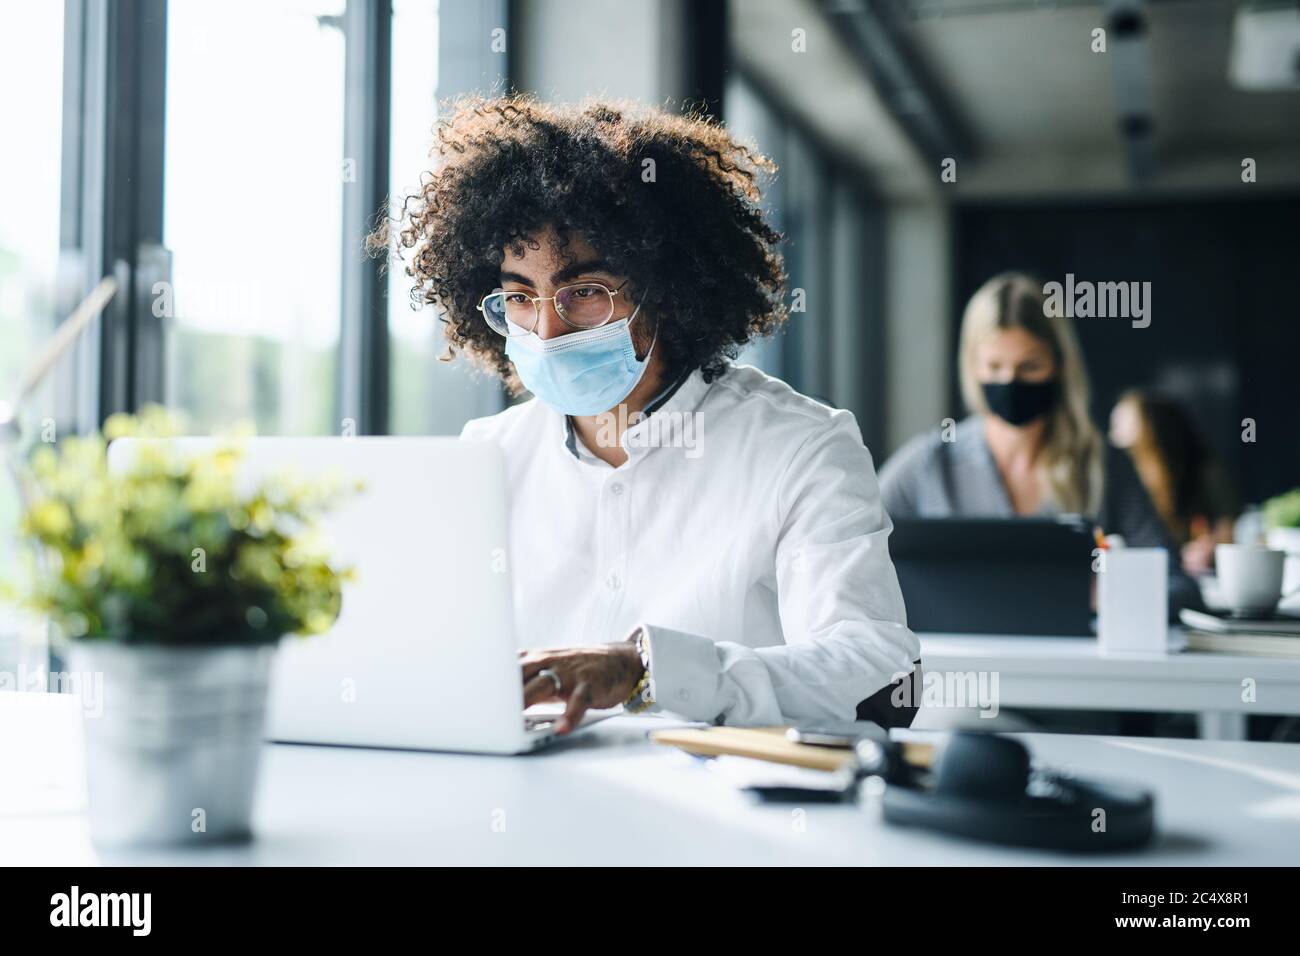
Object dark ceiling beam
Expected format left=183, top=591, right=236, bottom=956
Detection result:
left=819, top=0, right=977, bottom=164
left=682, top=0, right=728, bottom=119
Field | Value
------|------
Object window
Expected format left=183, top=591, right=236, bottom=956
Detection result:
left=386, top=0, right=504, bottom=435
left=724, top=70, right=884, bottom=438
left=0, top=2, right=65, bottom=588
left=725, top=73, right=787, bottom=380
left=162, top=0, right=347, bottom=435
left=12, top=0, right=509, bottom=456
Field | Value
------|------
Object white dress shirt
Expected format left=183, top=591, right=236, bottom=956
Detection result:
left=460, top=363, right=920, bottom=726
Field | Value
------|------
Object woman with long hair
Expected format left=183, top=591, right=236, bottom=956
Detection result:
left=879, top=272, right=1200, bottom=614
left=1109, top=389, right=1238, bottom=575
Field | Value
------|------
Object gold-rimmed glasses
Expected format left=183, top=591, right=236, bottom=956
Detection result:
left=477, top=280, right=632, bottom=337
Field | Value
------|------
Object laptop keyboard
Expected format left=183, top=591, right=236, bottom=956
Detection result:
left=524, top=714, right=557, bottom=731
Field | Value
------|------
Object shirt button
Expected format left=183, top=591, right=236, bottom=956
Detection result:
left=609, top=481, right=624, bottom=496
left=606, top=574, right=621, bottom=591
left=677, top=689, right=690, bottom=701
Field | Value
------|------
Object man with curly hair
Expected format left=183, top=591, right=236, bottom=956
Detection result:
left=376, top=96, right=920, bottom=733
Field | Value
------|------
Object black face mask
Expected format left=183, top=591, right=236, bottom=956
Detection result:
left=981, top=380, right=1058, bottom=427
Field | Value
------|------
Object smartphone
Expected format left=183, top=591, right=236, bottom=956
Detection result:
left=785, top=728, right=859, bottom=748
left=788, top=718, right=888, bottom=746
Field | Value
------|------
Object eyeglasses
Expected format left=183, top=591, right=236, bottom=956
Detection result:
left=477, top=280, right=632, bottom=338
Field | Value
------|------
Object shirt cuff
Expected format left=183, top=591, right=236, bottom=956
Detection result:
left=637, top=622, right=722, bottom=722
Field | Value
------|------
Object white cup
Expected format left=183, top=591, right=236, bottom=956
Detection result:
left=1215, top=544, right=1286, bottom=617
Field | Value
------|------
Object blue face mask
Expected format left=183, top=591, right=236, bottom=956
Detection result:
left=504, top=295, right=655, bottom=416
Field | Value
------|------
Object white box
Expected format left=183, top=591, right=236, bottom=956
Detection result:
left=1098, top=548, right=1168, bottom=655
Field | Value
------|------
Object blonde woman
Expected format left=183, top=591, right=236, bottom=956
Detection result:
left=879, top=272, right=1201, bottom=614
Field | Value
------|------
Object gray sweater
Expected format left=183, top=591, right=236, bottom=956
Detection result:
left=877, top=416, right=1202, bottom=614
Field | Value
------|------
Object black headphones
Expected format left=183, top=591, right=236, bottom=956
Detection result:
left=881, top=733, right=1155, bottom=852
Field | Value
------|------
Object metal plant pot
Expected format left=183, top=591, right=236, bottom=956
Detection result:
left=66, top=641, right=276, bottom=847
left=1268, top=527, right=1300, bottom=609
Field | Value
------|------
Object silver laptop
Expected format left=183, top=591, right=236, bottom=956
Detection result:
left=107, top=436, right=615, bottom=754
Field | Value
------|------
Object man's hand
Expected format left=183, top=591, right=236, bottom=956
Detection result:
left=520, top=641, right=645, bottom=734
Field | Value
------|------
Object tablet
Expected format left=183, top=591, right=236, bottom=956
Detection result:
left=889, top=517, right=1096, bottom=636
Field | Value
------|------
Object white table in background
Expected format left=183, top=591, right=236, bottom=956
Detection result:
left=917, top=632, right=1300, bottom=740
left=3, top=692, right=1299, bottom=866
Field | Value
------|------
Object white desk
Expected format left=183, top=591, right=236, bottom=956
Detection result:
left=3, top=692, right=1299, bottom=865
left=917, top=633, right=1300, bottom=740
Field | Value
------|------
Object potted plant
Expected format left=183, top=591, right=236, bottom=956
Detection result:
left=7, top=406, right=352, bottom=847
left=1264, top=488, right=1300, bottom=603
left=1264, top=488, right=1300, bottom=544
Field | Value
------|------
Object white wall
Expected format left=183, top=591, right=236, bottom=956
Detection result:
left=511, top=0, right=690, bottom=105
left=884, top=201, right=952, bottom=455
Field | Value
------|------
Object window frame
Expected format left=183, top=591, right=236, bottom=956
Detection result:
left=59, top=0, right=168, bottom=435
left=338, top=0, right=393, bottom=436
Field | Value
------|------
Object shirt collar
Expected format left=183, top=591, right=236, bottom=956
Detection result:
left=559, top=367, right=712, bottom=462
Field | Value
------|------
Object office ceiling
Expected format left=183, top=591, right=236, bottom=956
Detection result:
left=728, top=0, right=936, bottom=199
left=730, top=0, right=1300, bottom=198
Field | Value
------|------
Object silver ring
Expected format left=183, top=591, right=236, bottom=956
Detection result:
left=537, top=668, right=562, bottom=694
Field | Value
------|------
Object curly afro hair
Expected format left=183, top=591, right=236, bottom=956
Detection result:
left=371, top=95, right=788, bottom=392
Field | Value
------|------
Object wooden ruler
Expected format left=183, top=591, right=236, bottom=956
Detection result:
left=650, top=726, right=934, bottom=772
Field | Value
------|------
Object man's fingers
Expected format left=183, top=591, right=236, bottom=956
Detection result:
left=520, top=655, right=557, bottom=683
left=523, top=670, right=563, bottom=707
left=558, top=680, right=593, bottom=735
